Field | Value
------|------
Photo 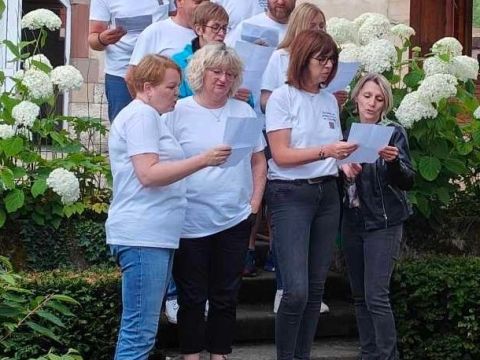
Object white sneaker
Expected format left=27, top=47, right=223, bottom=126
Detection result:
left=273, top=289, right=283, bottom=313
left=165, top=298, right=179, bottom=324
left=320, top=301, right=330, bottom=313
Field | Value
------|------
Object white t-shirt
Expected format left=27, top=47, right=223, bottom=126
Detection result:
left=212, top=0, right=264, bottom=31
left=163, top=97, right=265, bottom=238
left=266, top=85, right=342, bottom=180
left=106, top=99, right=187, bottom=248
left=261, top=48, right=289, bottom=92
left=130, top=18, right=195, bottom=65
left=90, top=0, right=175, bottom=77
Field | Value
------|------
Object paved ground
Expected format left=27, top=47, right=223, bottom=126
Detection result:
left=163, top=339, right=359, bottom=360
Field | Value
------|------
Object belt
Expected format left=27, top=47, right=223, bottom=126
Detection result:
left=269, top=175, right=337, bottom=185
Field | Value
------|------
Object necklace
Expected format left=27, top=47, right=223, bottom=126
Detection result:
left=194, top=95, right=227, bottom=122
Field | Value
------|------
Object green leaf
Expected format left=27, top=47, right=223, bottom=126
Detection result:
left=25, top=321, right=61, bottom=342
left=0, top=168, right=15, bottom=189
left=403, top=69, right=424, bottom=88
left=4, top=189, right=25, bottom=213
left=2, top=40, right=21, bottom=59
left=457, top=142, right=473, bottom=155
left=435, top=187, right=450, bottom=205
left=0, top=208, right=6, bottom=228
left=50, top=132, right=66, bottom=147
left=418, top=156, right=441, bottom=181
left=416, top=194, right=431, bottom=218
left=430, top=139, right=450, bottom=159
left=36, top=310, right=65, bottom=327
left=443, top=158, right=467, bottom=174
left=32, top=212, right=45, bottom=226
left=46, top=301, right=74, bottom=317
left=0, top=0, right=5, bottom=18
left=50, top=294, right=79, bottom=305
left=31, top=178, right=48, bottom=198
left=2, top=137, right=23, bottom=156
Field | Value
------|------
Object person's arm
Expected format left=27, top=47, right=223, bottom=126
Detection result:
left=250, top=151, right=267, bottom=214
left=131, top=145, right=231, bottom=187
left=260, top=90, right=272, bottom=113
left=88, top=20, right=126, bottom=51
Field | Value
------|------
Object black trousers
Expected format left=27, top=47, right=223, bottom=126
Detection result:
left=173, top=217, right=253, bottom=355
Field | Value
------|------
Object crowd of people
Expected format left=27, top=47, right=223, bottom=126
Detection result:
left=89, top=1, right=415, bottom=360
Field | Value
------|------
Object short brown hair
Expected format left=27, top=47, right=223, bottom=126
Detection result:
left=192, top=2, right=229, bottom=29
left=286, top=30, right=338, bottom=91
left=132, top=54, right=181, bottom=93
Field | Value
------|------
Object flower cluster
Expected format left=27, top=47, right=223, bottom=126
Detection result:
left=46, top=168, right=80, bottom=205
left=12, top=101, right=40, bottom=128
left=21, top=69, right=54, bottom=100
left=50, top=65, right=84, bottom=92
left=326, top=17, right=356, bottom=45
left=359, top=39, right=396, bottom=73
left=24, top=54, right=52, bottom=71
left=474, top=106, right=480, bottom=120
left=451, top=55, right=479, bottom=82
left=357, top=13, right=391, bottom=45
left=0, top=124, right=15, bottom=139
left=339, top=43, right=361, bottom=63
left=417, top=74, right=458, bottom=103
left=395, top=91, right=438, bottom=128
left=431, top=37, right=463, bottom=58
left=21, top=9, right=62, bottom=31
left=391, top=24, right=415, bottom=40
left=423, top=56, right=453, bottom=77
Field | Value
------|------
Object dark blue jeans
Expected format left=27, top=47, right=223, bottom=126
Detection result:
left=342, top=207, right=402, bottom=360
left=267, top=179, right=340, bottom=360
left=105, top=73, right=133, bottom=122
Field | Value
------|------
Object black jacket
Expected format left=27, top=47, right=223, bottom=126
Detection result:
left=342, top=121, right=415, bottom=230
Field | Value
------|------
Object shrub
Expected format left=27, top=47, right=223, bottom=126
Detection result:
left=392, top=256, right=480, bottom=359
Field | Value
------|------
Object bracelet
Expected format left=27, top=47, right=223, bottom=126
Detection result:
left=97, top=32, right=108, bottom=47
left=318, top=146, right=326, bottom=160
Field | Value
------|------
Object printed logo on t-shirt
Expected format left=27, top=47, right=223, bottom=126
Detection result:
left=321, top=111, right=337, bottom=124
left=115, top=15, right=153, bottom=33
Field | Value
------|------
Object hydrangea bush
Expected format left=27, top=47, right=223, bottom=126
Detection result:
left=0, top=8, right=111, bottom=230
left=327, top=13, right=480, bottom=220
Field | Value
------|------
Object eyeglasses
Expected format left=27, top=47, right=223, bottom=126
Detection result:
left=207, top=68, right=237, bottom=81
left=204, top=24, right=230, bottom=34
left=312, top=56, right=333, bottom=66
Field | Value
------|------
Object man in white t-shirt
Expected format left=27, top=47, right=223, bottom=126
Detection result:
left=125, top=0, right=208, bottom=96
left=211, top=0, right=264, bottom=31
left=89, top=0, right=176, bottom=121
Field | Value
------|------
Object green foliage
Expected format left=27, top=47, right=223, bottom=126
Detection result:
left=474, top=0, right=480, bottom=27
left=0, top=257, right=82, bottom=360
left=392, top=256, right=480, bottom=359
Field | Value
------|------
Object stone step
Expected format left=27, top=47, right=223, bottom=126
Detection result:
left=156, top=300, right=357, bottom=348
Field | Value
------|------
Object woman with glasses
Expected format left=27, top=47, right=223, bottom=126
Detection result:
left=265, top=30, right=357, bottom=360
left=172, top=2, right=252, bottom=104
left=163, top=43, right=266, bottom=360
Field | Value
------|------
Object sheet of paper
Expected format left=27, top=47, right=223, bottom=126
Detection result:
left=223, top=116, right=263, bottom=148
left=324, top=62, right=360, bottom=93
left=337, top=123, right=394, bottom=165
left=241, top=22, right=279, bottom=47
left=115, top=15, right=152, bottom=33
left=220, top=147, right=251, bottom=168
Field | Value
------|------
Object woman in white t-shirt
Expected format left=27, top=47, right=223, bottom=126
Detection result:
left=107, top=54, right=231, bottom=360
left=88, top=0, right=176, bottom=122
left=265, top=30, right=356, bottom=360
left=163, top=43, right=266, bottom=360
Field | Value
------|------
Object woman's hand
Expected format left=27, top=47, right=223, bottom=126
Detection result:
left=333, top=90, right=348, bottom=108
left=202, top=145, right=232, bottom=166
left=325, top=141, right=357, bottom=160
left=379, top=145, right=399, bottom=162
left=341, top=163, right=362, bottom=179
left=234, top=88, right=251, bottom=103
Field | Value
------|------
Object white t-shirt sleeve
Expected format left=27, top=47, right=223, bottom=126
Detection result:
left=130, top=26, right=158, bottom=66
left=125, top=110, right=161, bottom=156
left=89, top=0, right=110, bottom=22
left=225, top=23, right=242, bottom=47
left=261, top=51, right=282, bottom=91
left=265, top=87, right=293, bottom=132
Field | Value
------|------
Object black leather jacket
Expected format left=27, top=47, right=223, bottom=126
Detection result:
left=342, top=121, right=415, bottom=230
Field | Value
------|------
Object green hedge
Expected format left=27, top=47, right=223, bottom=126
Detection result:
left=13, top=257, right=480, bottom=359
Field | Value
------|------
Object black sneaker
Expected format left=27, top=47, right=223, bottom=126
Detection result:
left=242, top=249, right=257, bottom=277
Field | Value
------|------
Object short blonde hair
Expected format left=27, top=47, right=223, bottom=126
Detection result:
left=132, top=54, right=181, bottom=93
left=186, top=43, right=243, bottom=97
left=278, top=3, right=326, bottom=50
left=350, top=73, right=393, bottom=120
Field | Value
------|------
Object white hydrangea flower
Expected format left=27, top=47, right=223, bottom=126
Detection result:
left=353, top=12, right=376, bottom=29
left=46, top=168, right=80, bottom=205
left=12, top=101, right=40, bottom=128
left=339, top=43, right=361, bottom=63
left=417, top=74, right=457, bottom=103
left=50, top=65, right=84, bottom=92
left=358, top=13, right=391, bottom=45
left=423, top=56, right=453, bottom=77
left=474, top=106, right=480, bottom=120
left=451, top=55, right=479, bottom=82
left=0, top=124, right=15, bottom=139
left=22, top=69, right=54, bottom=100
left=12, top=70, right=25, bottom=81
left=431, top=37, right=463, bottom=58
left=326, top=17, right=356, bottom=45
left=21, top=9, right=62, bottom=31
left=395, top=91, right=438, bottom=128
left=24, top=54, right=52, bottom=71
left=391, top=24, right=415, bottom=40
left=359, top=39, right=397, bottom=73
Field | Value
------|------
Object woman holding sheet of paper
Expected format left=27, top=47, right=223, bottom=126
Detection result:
left=340, top=73, right=415, bottom=360
left=163, top=43, right=266, bottom=360
left=265, top=29, right=357, bottom=360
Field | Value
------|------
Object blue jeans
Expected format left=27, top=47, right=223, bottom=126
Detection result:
left=105, top=73, right=133, bottom=122
left=266, top=179, right=340, bottom=360
left=342, top=207, right=402, bottom=360
left=110, top=245, right=174, bottom=360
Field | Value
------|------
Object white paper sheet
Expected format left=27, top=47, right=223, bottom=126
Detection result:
left=337, top=123, right=395, bottom=165
left=241, top=22, right=279, bottom=47
left=219, top=147, right=252, bottom=168
left=324, top=62, right=360, bottom=93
